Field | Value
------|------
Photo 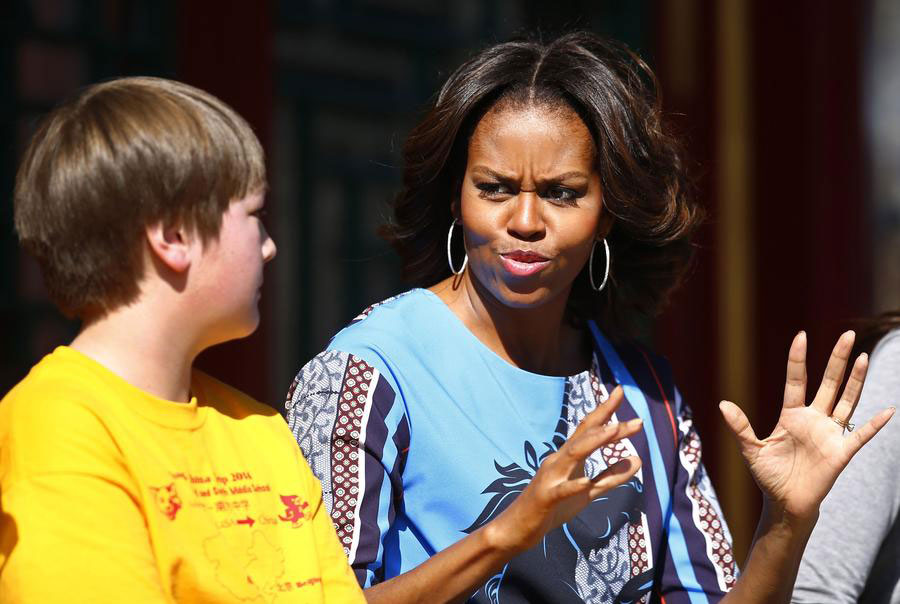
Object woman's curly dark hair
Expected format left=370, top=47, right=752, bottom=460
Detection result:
left=381, top=31, right=703, bottom=338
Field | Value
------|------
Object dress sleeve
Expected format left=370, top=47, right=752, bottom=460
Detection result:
left=792, top=331, right=900, bottom=603
left=286, top=349, right=410, bottom=588
left=656, top=388, right=738, bottom=602
left=292, top=446, right=367, bottom=603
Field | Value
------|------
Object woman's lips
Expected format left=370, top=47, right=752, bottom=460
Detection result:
left=500, top=251, right=551, bottom=277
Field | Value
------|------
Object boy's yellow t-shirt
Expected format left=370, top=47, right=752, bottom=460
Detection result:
left=0, top=346, right=364, bottom=603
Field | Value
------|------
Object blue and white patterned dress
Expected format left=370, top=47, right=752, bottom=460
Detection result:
left=286, top=289, right=736, bottom=603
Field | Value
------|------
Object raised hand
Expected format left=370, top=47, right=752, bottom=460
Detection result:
left=487, top=386, right=643, bottom=553
left=719, top=331, right=895, bottom=521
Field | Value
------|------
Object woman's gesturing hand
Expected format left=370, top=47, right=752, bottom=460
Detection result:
left=485, top=386, right=643, bottom=554
left=719, top=331, right=895, bottom=522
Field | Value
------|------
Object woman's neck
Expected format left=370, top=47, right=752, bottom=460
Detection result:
left=430, top=274, right=590, bottom=376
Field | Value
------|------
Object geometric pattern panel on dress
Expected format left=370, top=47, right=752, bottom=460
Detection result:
left=678, top=412, right=738, bottom=591
left=588, top=353, right=611, bottom=405
left=587, top=359, right=651, bottom=585
left=330, top=354, right=378, bottom=555
left=564, top=367, right=614, bottom=480
left=566, top=362, right=651, bottom=600
left=586, top=361, right=642, bottom=484
left=563, top=354, right=611, bottom=430
left=286, top=349, right=350, bottom=513
left=573, top=525, right=631, bottom=603
left=627, top=516, right=652, bottom=592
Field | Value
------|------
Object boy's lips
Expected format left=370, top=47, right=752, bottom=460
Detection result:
left=500, top=250, right=552, bottom=277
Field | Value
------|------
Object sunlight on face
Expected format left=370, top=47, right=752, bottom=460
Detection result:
left=193, top=191, right=277, bottom=347
left=459, top=101, right=604, bottom=309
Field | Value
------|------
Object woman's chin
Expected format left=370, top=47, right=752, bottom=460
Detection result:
left=467, top=267, right=571, bottom=311
left=486, top=281, right=562, bottom=310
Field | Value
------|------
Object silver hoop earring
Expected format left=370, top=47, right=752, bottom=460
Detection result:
left=447, top=219, right=468, bottom=275
left=589, top=238, right=610, bottom=292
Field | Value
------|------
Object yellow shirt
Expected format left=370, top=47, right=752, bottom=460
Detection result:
left=0, top=346, right=364, bottom=603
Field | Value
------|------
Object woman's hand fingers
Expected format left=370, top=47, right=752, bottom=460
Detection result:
left=542, top=416, right=641, bottom=490
left=546, top=455, right=642, bottom=502
left=719, top=400, right=759, bottom=458
left=503, top=412, right=643, bottom=549
left=571, top=386, right=625, bottom=437
left=565, top=419, right=643, bottom=462
left=846, top=406, right=895, bottom=457
left=783, top=331, right=808, bottom=408
left=829, top=353, right=868, bottom=425
left=587, top=457, right=642, bottom=499
left=811, top=331, right=855, bottom=414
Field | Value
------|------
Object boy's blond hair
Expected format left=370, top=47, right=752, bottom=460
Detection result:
left=14, top=76, right=266, bottom=318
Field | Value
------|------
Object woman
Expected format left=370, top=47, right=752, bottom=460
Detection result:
left=793, top=312, right=900, bottom=603
left=286, top=32, right=892, bottom=603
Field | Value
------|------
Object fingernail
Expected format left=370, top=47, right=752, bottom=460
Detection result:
left=798, top=330, right=806, bottom=338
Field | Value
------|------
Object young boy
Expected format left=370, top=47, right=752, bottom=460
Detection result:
left=0, top=77, right=364, bottom=603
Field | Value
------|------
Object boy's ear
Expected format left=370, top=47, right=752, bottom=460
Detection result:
left=145, top=221, right=195, bottom=273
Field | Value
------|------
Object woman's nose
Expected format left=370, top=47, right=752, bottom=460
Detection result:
left=506, top=192, right=545, bottom=241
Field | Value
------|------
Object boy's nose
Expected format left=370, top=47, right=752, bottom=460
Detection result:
left=262, top=235, right=277, bottom=262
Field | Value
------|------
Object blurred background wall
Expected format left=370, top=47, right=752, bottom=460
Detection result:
left=3, top=0, right=898, bottom=561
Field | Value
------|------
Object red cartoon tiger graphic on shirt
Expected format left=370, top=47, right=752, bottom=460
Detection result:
left=278, top=495, right=310, bottom=528
left=150, top=483, right=182, bottom=520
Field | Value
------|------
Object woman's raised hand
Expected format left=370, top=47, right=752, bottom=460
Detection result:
left=485, top=386, right=643, bottom=554
left=719, top=331, right=895, bottom=521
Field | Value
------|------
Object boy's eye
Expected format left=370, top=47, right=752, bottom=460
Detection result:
left=475, top=182, right=514, bottom=200
left=542, top=185, right=578, bottom=204
left=251, top=208, right=268, bottom=219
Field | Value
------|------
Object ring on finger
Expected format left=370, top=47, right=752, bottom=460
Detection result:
left=830, top=416, right=855, bottom=432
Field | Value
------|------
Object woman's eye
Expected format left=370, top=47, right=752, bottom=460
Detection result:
left=544, top=186, right=578, bottom=204
left=475, top=182, right=513, bottom=199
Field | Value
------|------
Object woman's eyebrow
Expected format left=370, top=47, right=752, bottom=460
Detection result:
left=535, top=171, right=589, bottom=182
left=470, top=165, right=517, bottom=181
left=470, top=166, right=589, bottom=182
